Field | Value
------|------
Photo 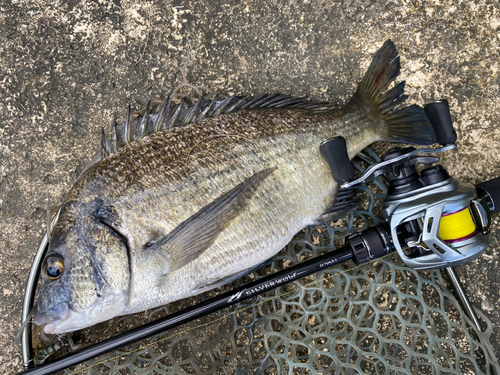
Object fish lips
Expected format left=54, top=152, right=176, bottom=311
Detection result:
left=34, top=289, right=127, bottom=334
left=34, top=302, right=74, bottom=334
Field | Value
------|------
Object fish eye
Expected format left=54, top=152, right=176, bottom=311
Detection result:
left=43, top=255, right=64, bottom=280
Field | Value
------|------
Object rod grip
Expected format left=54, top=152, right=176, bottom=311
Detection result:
left=320, top=136, right=354, bottom=184
left=424, top=99, right=457, bottom=146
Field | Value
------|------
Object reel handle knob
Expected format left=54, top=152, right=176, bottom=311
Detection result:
left=320, top=136, right=355, bottom=184
left=476, top=176, right=500, bottom=215
left=424, top=99, right=457, bottom=146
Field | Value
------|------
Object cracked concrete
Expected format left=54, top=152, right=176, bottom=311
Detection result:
left=1, top=0, right=500, bottom=373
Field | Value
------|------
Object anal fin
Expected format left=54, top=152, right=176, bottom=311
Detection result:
left=316, top=187, right=359, bottom=223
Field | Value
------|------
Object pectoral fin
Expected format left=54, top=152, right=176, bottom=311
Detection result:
left=145, top=168, right=276, bottom=274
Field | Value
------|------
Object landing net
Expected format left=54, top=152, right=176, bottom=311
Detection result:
left=30, top=149, right=500, bottom=374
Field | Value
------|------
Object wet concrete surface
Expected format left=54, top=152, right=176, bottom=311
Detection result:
left=1, top=0, right=499, bottom=373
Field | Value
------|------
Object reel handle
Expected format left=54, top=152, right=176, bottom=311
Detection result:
left=476, top=176, right=500, bottom=214
left=320, top=136, right=355, bottom=184
left=424, top=99, right=457, bottom=146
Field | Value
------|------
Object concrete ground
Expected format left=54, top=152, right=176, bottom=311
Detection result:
left=1, top=0, right=499, bottom=373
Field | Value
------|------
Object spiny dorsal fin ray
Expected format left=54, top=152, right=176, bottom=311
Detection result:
left=125, top=104, right=133, bottom=145
left=101, top=128, right=109, bottom=159
left=183, top=95, right=206, bottom=124
left=136, top=100, right=152, bottom=139
left=154, top=95, right=172, bottom=133
left=101, top=92, right=331, bottom=159
left=212, top=96, right=238, bottom=117
left=165, top=98, right=186, bottom=129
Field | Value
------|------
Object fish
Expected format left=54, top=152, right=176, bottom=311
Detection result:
left=34, top=40, right=436, bottom=334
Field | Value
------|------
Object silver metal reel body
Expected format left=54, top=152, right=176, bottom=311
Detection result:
left=383, top=176, right=492, bottom=270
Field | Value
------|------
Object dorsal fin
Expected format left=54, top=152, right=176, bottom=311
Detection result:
left=136, top=100, right=153, bottom=139
left=100, top=93, right=331, bottom=158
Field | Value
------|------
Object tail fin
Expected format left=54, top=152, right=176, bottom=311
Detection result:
left=355, top=40, right=437, bottom=145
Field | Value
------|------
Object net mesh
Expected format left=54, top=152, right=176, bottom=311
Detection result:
left=30, top=149, right=500, bottom=375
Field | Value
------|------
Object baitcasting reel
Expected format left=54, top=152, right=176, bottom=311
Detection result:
left=321, top=100, right=500, bottom=270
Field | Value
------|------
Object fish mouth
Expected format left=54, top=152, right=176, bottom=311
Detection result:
left=34, top=302, right=75, bottom=334
left=34, top=296, right=123, bottom=334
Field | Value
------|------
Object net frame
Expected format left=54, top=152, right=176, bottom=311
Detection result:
left=25, top=149, right=500, bottom=375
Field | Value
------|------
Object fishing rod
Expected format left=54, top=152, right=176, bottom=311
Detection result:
left=18, top=100, right=500, bottom=374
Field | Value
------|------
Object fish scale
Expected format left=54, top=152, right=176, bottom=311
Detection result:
left=35, top=40, right=437, bottom=334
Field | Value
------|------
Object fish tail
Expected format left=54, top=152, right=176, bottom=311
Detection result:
left=355, top=40, right=437, bottom=145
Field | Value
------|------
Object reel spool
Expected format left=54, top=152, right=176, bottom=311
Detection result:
left=439, top=206, right=478, bottom=243
left=321, top=99, right=497, bottom=270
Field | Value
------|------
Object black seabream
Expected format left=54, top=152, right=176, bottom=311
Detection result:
left=35, top=40, right=436, bottom=334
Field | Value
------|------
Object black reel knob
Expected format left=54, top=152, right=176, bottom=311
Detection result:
left=320, top=136, right=355, bottom=184
left=476, top=176, right=500, bottom=215
left=424, top=100, right=457, bottom=146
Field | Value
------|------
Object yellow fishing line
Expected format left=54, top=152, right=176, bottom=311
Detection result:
left=68, top=252, right=394, bottom=374
left=439, top=207, right=476, bottom=241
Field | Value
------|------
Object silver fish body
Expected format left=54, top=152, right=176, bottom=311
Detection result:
left=35, top=40, right=436, bottom=334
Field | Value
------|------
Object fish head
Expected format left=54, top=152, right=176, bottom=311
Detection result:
left=35, top=203, right=130, bottom=334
